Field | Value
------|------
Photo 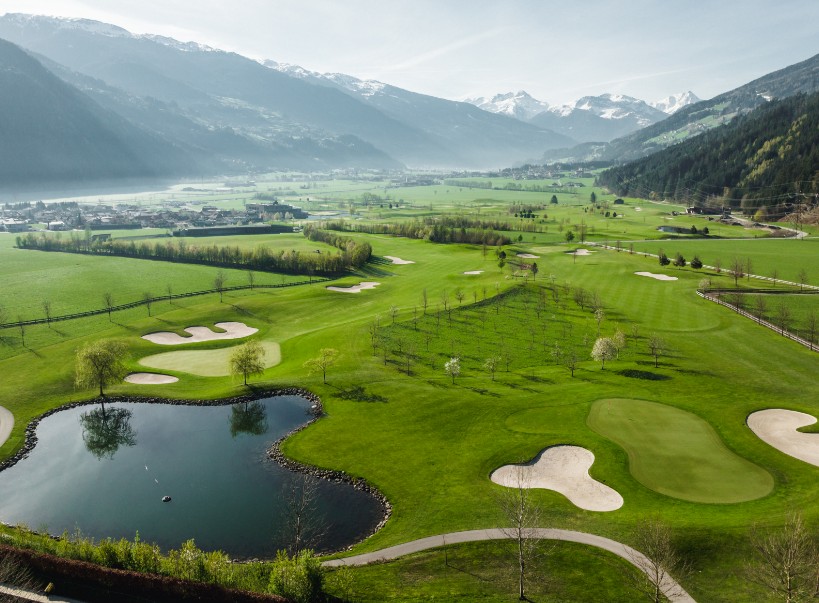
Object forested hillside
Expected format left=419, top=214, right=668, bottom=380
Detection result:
left=598, top=92, right=819, bottom=218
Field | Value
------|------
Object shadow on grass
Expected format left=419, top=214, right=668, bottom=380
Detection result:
left=615, top=369, right=671, bottom=381
left=355, top=263, right=394, bottom=278
left=463, top=386, right=501, bottom=397
left=333, top=385, right=388, bottom=403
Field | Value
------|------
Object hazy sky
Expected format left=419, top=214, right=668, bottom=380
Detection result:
left=2, top=1, right=818, bottom=105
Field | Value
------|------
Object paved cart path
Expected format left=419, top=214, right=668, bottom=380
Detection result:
left=0, top=405, right=13, bottom=448
left=324, top=528, right=695, bottom=602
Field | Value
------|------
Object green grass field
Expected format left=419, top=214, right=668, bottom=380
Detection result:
left=1, top=182, right=818, bottom=602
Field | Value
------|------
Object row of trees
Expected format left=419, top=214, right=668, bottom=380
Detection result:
left=319, top=218, right=512, bottom=246
left=15, top=231, right=366, bottom=276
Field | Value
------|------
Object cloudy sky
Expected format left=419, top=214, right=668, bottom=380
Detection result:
left=2, top=0, right=818, bottom=105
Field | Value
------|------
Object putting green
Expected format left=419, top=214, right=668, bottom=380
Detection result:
left=588, top=398, right=773, bottom=503
left=138, top=341, right=281, bottom=377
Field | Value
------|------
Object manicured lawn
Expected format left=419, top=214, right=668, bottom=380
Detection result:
left=139, top=340, right=281, bottom=377
left=324, top=540, right=643, bottom=602
left=1, top=187, right=818, bottom=602
left=587, top=398, right=774, bottom=503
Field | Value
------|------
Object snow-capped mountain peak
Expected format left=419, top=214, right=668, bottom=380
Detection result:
left=2, top=13, right=131, bottom=38
left=465, top=91, right=550, bottom=121
left=650, top=91, right=701, bottom=114
left=263, top=60, right=387, bottom=97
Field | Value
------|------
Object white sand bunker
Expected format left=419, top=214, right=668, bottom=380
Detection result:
left=463, top=270, right=484, bottom=275
left=517, top=253, right=540, bottom=259
left=568, top=248, right=595, bottom=256
left=143, top=322, right=258, bottom=345
left=491, top=445, right=623, bottom=512
left=384, top=256, right=415, bottom=265
left=635, top=271, right=678, bottom=281
left=124, top=373, right=179, bottom=385
left=748, top=409, right=819, bottom=467
left=326, top=281, right=381, bottom=293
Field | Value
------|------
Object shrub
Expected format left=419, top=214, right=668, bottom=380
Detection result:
left=267, top=550, right=323, bottom=603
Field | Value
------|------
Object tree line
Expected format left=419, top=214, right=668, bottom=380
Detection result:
left=15, top=229, right=372, bottom=276
left=319, top=217, right=512, bottom=246
left=598, top=91, right=819, bottom=217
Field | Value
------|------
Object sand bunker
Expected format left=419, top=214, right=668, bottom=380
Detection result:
left=748, top=409, right=819, bottom=467
left=140, top=341, right=281, bottom=377
left=124, top=373, right=179, bottom=385
left=0, top=406, right=13, bottom=448
left=326, top=282, right=381, bottom=293
left=491, top=445, right=623, bottom=512
left=384, top=256, right=415, bottom=265
left=143, top=322, right=258, bottom=345
left=463, top=270, right=484, bottom=275
left=568, top=249, right=595, bottom=256
left=635, top=271, right=678, bottom=281
left=517, top=253, right=540, bottom=259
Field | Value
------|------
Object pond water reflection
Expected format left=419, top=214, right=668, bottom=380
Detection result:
left=0, top=396, right=381, bottom=558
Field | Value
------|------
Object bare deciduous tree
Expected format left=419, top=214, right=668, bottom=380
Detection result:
left=214, top=271, right=227, bottom=303
left=805, top=311, right=818, bottom=351
left=648, top=334, right=665, bottom=368
left=484, top=356, right=499, bottom=381
left=627, top=518, right=691, bottom=603
left=103, top=292, right=114, bottom=321
left=775, top=302, right=793, bottom=336
left=496, top=466, right=547, bottom=601
left=279, top=474, right=328, bottom=557
left=42, top=300, right=52, bottom=327
left=143, top=292, right=153, bottom=317
left=730, top=257, right=745, bottom=286
left=747, top=512, right=817, bottom=603
left=753, top=295, right=768, bottom=323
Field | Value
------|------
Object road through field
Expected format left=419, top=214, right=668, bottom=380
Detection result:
left=323, top=528, right=695, bottom=602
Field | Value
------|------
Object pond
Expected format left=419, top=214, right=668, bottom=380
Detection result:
left=0, top=396, right=383, bottom=558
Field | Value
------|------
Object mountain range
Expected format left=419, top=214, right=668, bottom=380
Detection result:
left=465, top=91, right=700, bottom=143
left=0, top=12, right=818, bottom=189
left=543, top=51, right=819, bottom=163
left=0, top=13, right=575, bottom=178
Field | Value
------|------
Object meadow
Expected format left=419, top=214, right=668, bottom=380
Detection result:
left=0, top=179, right=818, bottom=602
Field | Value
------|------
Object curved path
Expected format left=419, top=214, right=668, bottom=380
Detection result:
left=0, top=405, right=13, bottom=448
left=324, top=528, right=695, bottom=602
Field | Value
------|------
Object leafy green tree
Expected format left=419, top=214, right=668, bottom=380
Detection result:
left=691, top=256, right=703, bottom=269
left=75, top=340, right=128, bottom=400
left=303, top=348, right=339, bottom=384
left=673, top=253, right=686, bottom=268
left=230, top=340, right=266, bottom=386
left=565, top=230, right=575, bottom=243
left=658, top=252, right=670, bottom=267
left=550, top=194, right=558, bottom=204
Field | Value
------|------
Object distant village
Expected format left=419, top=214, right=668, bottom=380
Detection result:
left=0, top=197, right=308, bottom=235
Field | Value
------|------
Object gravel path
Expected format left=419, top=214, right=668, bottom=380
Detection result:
left=0, top=405, right=13, bottom=448
left=323, top=528, right=695, bottom=602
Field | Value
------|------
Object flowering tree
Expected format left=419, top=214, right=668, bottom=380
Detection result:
left=445, top=357, right=461, bottom=384
left=591, top=337, right=617, bottom=370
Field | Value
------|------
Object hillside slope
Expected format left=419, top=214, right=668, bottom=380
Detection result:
left=597, top=92, right=819, bottom=216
